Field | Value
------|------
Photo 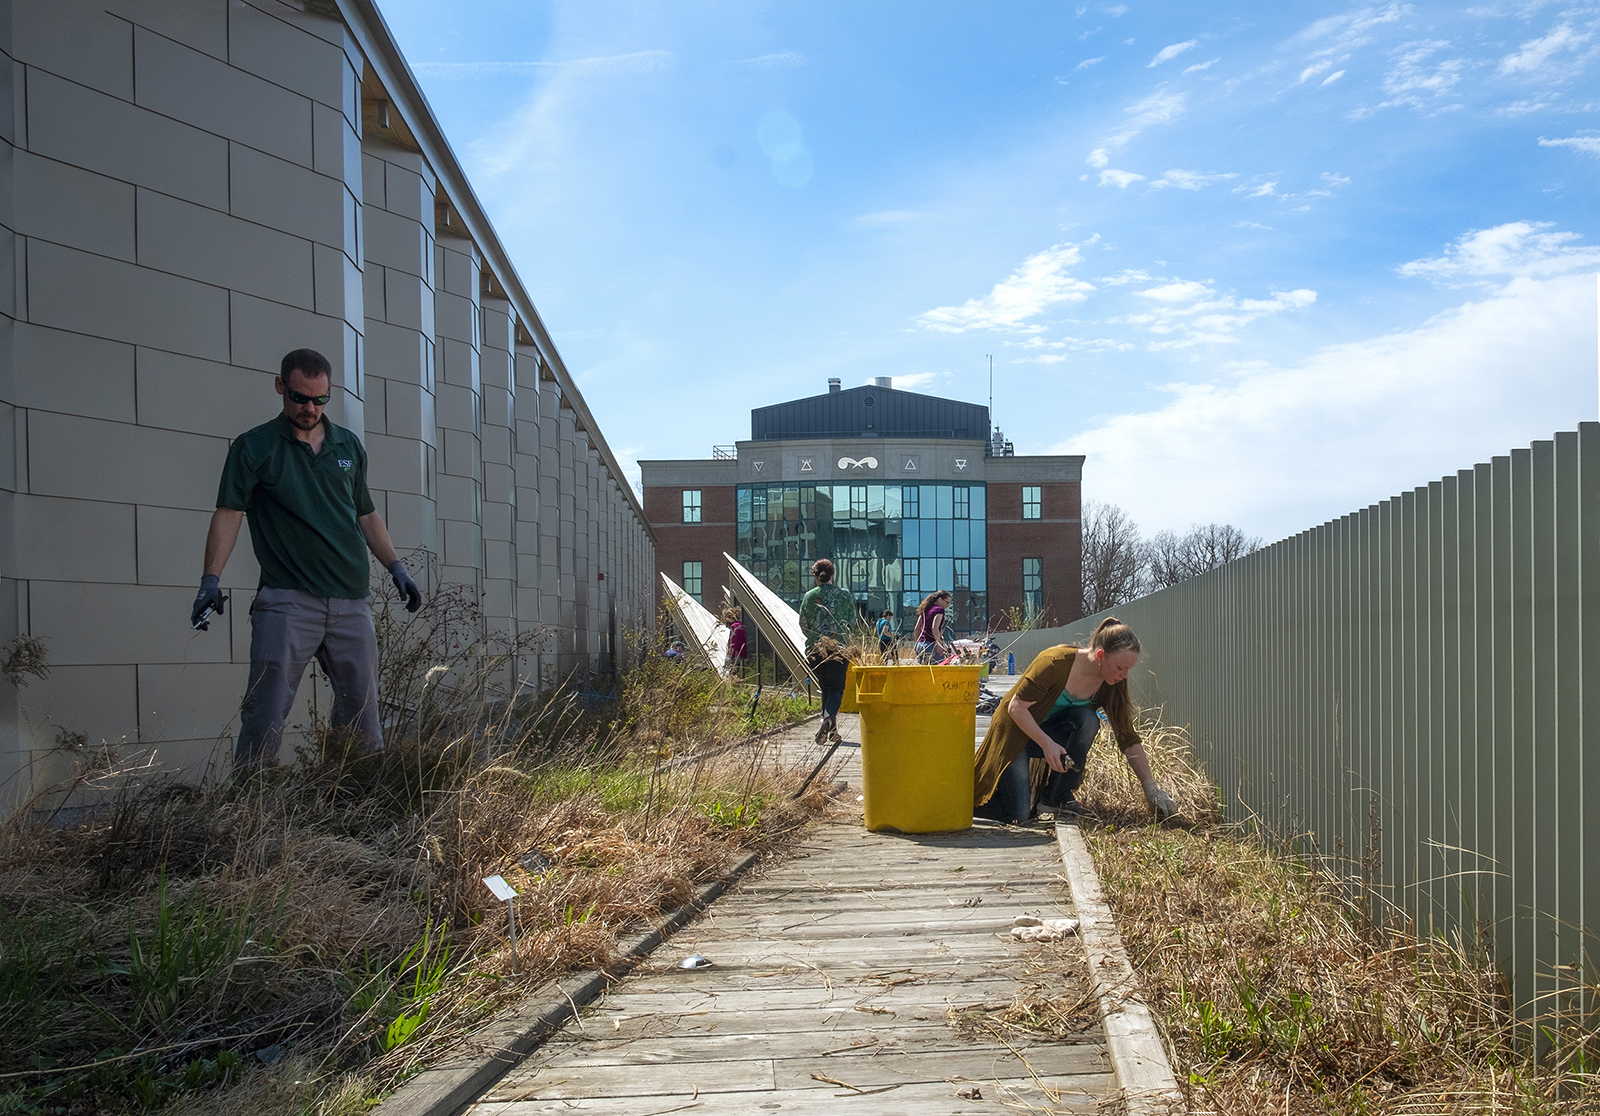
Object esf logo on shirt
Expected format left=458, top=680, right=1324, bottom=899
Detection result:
left=337, top=459, right=354, bottom=470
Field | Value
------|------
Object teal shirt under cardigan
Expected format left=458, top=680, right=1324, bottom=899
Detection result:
left=216, top=414, right=377, bottom=599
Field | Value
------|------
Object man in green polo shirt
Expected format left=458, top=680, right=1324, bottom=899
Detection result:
left=191, top=348, right=423, bottom=774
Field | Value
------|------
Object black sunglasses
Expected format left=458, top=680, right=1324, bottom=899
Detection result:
left=286, top=389, right=331, bottom=406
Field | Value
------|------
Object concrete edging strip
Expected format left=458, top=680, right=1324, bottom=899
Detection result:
left=1054, top=822, right=1184, bottom=1116
left=376, top=848, right=764, bottom=1116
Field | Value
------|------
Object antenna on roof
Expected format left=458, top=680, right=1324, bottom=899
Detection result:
left=987, top=354, right=993, bottom=425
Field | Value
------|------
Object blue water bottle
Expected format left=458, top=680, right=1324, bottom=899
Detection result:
left=1007, top=652, right=1015, bottom=675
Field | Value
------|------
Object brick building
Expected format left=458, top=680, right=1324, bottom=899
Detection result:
left=639, top=378, right=1083, bottom=638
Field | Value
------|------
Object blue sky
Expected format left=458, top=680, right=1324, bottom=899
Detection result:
left=375, top=1, right=1600, bottom=541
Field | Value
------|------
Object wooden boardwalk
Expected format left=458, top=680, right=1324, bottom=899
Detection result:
left=465, top=712, right=1112, bottom=1115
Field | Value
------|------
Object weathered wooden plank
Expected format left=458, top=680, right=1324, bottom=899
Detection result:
left=499, top=1046, right=1108, bottom=1100
left=733, top=875, right=1057, bottom=893
left=488, top=1076, right=1109, bottom=1115
left=689, top=911, right=1072, bottom=939
left=697, top=888, right=1062, bottom=914
left=529, top=1025, right=1099, bottom=1067
left=648, top=936, right=1048, bottom=966
left=584, top=978, right=1034, bottom=1013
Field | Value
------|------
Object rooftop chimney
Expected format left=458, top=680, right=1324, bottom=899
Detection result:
left=827, top=378, right=841, bottom=393
left=872, top=376, right=893, bottom=388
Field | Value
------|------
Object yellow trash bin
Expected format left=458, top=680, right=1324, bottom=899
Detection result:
left=853, top=664, right=981, bottom=833
left=839, top=665, right=863, bottom=714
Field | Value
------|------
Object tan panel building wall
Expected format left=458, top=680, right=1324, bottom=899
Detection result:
left=0, top=0, right=655, bottom=801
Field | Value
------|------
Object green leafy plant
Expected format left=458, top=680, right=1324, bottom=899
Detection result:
left=119, top=873, right=258, bottom=1031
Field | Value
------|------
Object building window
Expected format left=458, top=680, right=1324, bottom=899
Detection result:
left=682, top=560, right=703, bottom=600
left=902, top=485, right=919, bottom=518
left=682, top=489, right=702, bottom=523
left=850, top=485, right=867, bottom=518
left=954, top=558, right=970, bottom=589
left=953, top=486, right=969, bottom=519
left=1022, top=557, right=1043, bottom=619
left=1022, top=486, right=1041, bottom=520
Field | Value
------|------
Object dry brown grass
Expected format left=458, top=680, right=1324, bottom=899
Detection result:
left=1071, top=717, right=1600, bottom=1115
left=0, top=591, right=827, bottom=1116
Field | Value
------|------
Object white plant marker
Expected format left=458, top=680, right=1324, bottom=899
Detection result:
left=483, top=874, right=520, bottom=947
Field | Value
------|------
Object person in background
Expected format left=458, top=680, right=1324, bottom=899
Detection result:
left=723, top=607, right=747, bottom=673
left=798, top=558, right=857, bottom=745
left=665, top=640, right=687, bottom=661
left=913, top=590, right=952, bottom=663
left=973, top=616, right=1177, bottom=824
left=875, top=609, right=895, bottom=661
left=191, top=348, right=422, bottom=778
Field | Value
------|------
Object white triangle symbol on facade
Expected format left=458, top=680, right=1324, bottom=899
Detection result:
left=904, top=458, right=917, bottom=471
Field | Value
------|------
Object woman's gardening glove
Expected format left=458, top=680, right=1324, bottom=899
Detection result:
left=1142, top=780, right=1177, bottom=820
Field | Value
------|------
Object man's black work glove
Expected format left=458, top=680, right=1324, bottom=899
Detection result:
left=191, top=575, right=227, bottom=631
left=389, top=560, right=423, bottom=613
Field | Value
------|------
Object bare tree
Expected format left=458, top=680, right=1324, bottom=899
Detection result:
left=1081, top=501, right=1149, bottom=614
left=1147, top=523, right=1262, bottom=590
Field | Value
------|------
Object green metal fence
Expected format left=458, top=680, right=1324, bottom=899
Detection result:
left=1047, top=423, right=1599, bottom=1025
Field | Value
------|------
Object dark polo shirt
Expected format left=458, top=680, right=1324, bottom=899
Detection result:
left=217, top=414, right=376, bottom=599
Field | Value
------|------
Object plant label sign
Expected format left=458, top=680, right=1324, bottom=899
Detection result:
left=482, top=874, right=518, bottom=901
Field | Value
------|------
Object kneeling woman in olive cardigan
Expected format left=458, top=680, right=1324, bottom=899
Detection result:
left=973, top=617, right=1176, bottom=823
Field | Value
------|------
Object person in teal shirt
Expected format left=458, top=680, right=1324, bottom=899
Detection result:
left=798, top=558, right=858, bottom=744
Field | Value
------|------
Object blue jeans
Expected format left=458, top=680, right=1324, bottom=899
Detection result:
left=989, top=703, right=1100, bottom=823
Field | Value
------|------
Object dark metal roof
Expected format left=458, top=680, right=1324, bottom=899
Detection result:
left=751, top=385, right=988, bottom=441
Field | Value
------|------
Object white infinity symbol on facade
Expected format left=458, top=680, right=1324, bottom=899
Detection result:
left=837, top=456, right=879, bottom=469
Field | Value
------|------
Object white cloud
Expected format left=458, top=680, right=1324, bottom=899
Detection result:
left=1499, top=23, right=1592, bottom=75
left=1149, top=40, right=1199, bottom=67
left=1236, top=180, right=1279, bottom=197
left=884, top=371, right=939, bottom=389
left=1372, top=40, right=1465, bottom=110
left=1322, top=171, right=1352, bottom=187
left=1233, top=220, right=1273, bottom=229
left=1397, top=221, right=1600, bottom=283
left=1149, top=168, right=1238, bottom=190
left=1293, top=4, right=1407, bottom=50
left=1007, top=334, right=1134, bottom=354
left=1539, top=134, right=1600, bottom=156
left=1077, top=56, right=1106, bottom=70
left=1086, top=148, right=1110, bottom=168
left=1497, top=99, right=1554, bottom=116
left=413, top=51, right=671, bottom=78
left=733, top=50, right=806, bottom=68
left=916, top=243, right=1096, bottom=333
left=1095, top=89, right=1188, bottom=154
left=1099, top=168, right=1145, bottom=188
left=1138, top=280, right=1213, bottom=302
left=1299, top=60, right=1333, bottom=83
left=1098, top=268, right=1154, bottom=286
left=1053, top=270, right=1597, bottom=540
left=1113, top=281, right=1316, bottom=347
left=1183, top=58, right=1220, bottom=74
left=1320, top=68, right=1347, bottom=86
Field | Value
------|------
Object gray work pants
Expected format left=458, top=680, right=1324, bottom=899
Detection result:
left=236, top=587, right=382, bottom=772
